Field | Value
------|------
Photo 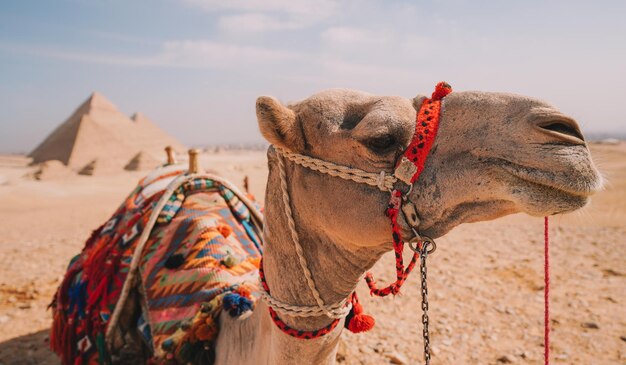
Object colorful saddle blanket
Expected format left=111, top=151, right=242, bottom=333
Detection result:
left=50, top=165, right=263, bottom=364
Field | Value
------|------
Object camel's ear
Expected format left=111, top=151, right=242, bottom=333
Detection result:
left=412, top=95, right=428, bottom=111
left=256, top=96, right=304, bottom=151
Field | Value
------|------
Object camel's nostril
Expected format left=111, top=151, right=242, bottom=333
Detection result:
left=538, top=121, right=585, bottom=142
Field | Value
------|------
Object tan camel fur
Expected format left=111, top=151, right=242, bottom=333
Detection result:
left=213, top=89, right=602, bottom=364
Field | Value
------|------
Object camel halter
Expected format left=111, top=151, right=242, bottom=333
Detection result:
left=259, top=82, right=452, bottom=350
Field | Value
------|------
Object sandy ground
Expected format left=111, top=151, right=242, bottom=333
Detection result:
left=0, top=144, right=624, bottom=365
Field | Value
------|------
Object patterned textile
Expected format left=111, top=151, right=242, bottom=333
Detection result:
left=140, top=184, right=262, bottom=362
left=50, top=166, right=263, bottom=365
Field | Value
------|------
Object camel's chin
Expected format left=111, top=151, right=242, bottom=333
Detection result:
left=522, top=193, right=589, bottom=216
left=417, top=200, right=519, bottom=239
left=417, top=179, right=592, bottom=239
left=511, top=179, right=591, bottom=217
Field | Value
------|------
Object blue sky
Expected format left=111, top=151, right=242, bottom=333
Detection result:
left=1, top=0, right=625, bottom=153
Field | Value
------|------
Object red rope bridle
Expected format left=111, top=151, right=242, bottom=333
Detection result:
left=260, top=82, right=552, bottom=365
left=260, top=82, right=452, bottom=340
left=365, top=83, right=451, bottom=297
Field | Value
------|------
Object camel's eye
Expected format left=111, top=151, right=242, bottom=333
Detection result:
left=341, top=111, right=366, bottom=130
left=365, top=134, right=396, bottom=153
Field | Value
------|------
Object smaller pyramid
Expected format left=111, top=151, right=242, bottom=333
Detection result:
left=77, top=158, right=121, bottom=176
left=78, top=159, right=97, bottom=176
left=29, top=160, right=73, bottom=181
left=124, top=151, right=160, bottom=171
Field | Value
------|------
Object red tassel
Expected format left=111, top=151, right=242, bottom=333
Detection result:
left=431, top=81, right=453, bottom=101
left=346, top=293, right=375, bottom=333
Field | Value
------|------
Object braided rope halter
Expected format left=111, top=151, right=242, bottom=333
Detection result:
left=259, top=83, right=452, bottom=359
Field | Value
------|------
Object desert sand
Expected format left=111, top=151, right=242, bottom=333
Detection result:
left=0, top=144, right=624, bottom=365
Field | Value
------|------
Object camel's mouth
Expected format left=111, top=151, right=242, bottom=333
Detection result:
left=491, top=157, right=602, bottom=198
left=487, top=156, right=604, bottom=216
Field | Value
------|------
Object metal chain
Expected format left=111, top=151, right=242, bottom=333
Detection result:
left=420, top=241, right=432, bottom=365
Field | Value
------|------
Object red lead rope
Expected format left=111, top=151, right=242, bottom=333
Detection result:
left=544, top=216, right=550, bottom=364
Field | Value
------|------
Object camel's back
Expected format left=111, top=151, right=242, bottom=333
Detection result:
left=49, top=165, right=264, bottom=364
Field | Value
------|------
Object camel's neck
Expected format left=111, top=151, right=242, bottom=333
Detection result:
left=261, top=186, right=383, bottom=324
left=262, top=159, right=385, bottom=362
left=215, top=157, right=385, bottom=365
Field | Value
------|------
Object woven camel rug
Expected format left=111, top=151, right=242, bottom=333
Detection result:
left=50, top=165, right=263, bottom=364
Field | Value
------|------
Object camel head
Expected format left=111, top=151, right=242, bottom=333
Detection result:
left=256, top=87, right=602, bottom=246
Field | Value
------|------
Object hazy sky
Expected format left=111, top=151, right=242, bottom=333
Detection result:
left=1, top=0, right=625, bottom=153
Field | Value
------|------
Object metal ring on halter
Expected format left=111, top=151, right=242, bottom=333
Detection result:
left=405, top=183, right=414, bottom=196
left=400, top=182, right=413, bottom=196
left=408, top=234, right=437, bottom=255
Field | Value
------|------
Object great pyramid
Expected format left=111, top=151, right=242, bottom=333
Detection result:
left=29, top=92, right=185, bottom=173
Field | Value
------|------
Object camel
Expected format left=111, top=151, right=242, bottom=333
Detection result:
left=216, top=86, right=602, bottom=364
left=50, top=83, right=602, bottom=365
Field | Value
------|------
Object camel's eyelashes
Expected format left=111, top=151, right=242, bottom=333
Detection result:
left=537, top=120, right=585, bottom=142
left=364, top=135, right=397, bottom=152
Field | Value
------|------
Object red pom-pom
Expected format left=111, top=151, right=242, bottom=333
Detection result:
left=345, top=293, right=375, bottom=333
left=347, top=312, right=375, bottom=333
left=431, top=81, right=452, bottom=101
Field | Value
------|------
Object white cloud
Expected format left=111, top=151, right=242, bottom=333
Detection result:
left=184, top=0, right=338, bottom=33
left=0, top=42, right=155, bottom=66
left=0, top=40, right=298, bottom=69
left=89, top=31, right=161, bottom=46
left=183, top=0, right=338, bottom=17
left=158, top=40, right=297, bottom=68
left=321, top=26, right=389, bottom=45
left=217, top=13, right=301, bottom=33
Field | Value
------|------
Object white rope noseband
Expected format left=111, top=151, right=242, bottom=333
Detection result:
left=276, top=146, right=397, bottom=192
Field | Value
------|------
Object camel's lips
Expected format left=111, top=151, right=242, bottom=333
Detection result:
left=491, top=157, right=602, bottom=198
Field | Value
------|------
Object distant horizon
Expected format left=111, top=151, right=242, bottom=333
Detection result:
left=1, top=1, right=625, bottom=153
left=3, top=88, right=626, bottom=155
